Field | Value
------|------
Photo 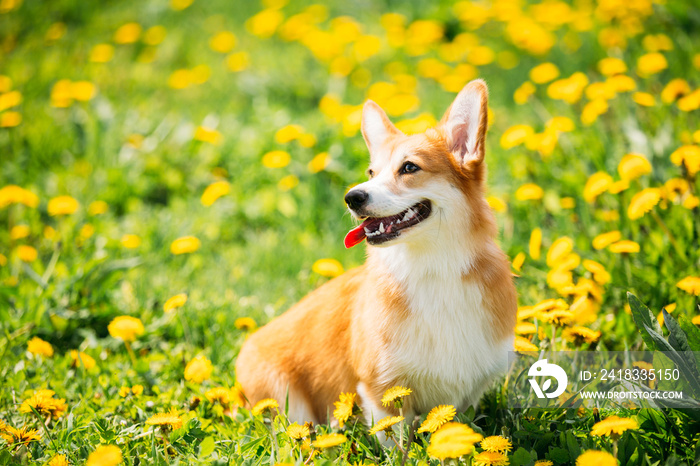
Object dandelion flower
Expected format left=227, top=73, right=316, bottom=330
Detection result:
left=119, top=386, right=130, bottom=397
left=563, top=326, right=601, bottom=345
left=369, top=415, right=403, bottom=436
left=170, top=236, right=201, bottom=255
left=70, top=350, right=96, bottom=369
left=514, top=336, right=538, bottom=352
left=473, top=451, right=510, bottom=466
left=262, top=150, right=291, bottom=168
left=0, top=425, right=41, bottom=445
left=618, top=153, right=651, bottom=181
left=205, top=387, right=231, bottom=406
left=120, top=234, right=141, bottom=249
left=670, top=145, right=700, bottom=176
left=529, top=63, right=559, bottom=84
left=235, top=317, right=257, bottom=331
left=582, top=260, right=611, bottom=285
left=308, top=152, right=331, bottom=173
left=576, top=450, right=617, bottom=466
left=500, top=125, right=534, bottom=149
left=194, top=126, right=222, bottom=145
left=47, top=195, right=79, bottom=216
left=546, top=237, right=573, bottom=267
left=86, top=445, right=122, bottom=466
left=333, top=392, right=356, bottom=427
left=146, top=409, right=183, bottom=430
left=287, top=422, right=310, bottom=440
left=313, top=432, right=347, bottom=449
left=312, top=258, right=344, bottom=278
left=27, top=337, right=53, bottom=357
left=539, top=309, right=573, bottom=326
left=381, top=386, right=412, bottom=408
left=583, top=172, right=612, bottom=203
left=427, top=422, right=483, bottom=460
left=184, top=355, right=213, bottom=383
left=592, top=231, right=621, bottom=250
left=47, top=455, right=69, bottom=466
left=677, top=276, right=700, bottom=296
left=251, top=398, right=279, bottom=415
left=108, top=316, right=144, bottom=342
left=418, top=405, right=456, bottom=433
left=535, top=461, right=554, bottom=466
left=114, top=22, right=141, bottom=44
left=480, top=435, right=512, bottom=453
left=131, top=385, right=143, bottom=396
left=627, top=188, right=661, bottom=220
left=515, top=183, right=543, bottom=201
left=209, top=31, right=237, bottom=53
left=591, top=416, right=638, bottom=437
left=598, top=57, right=627, bottom=76
left=164, top=293, right=187, bottom=313
left=637, top=53, right=667, bottom=76
left=20, top=389, right=67, bottom=419
left=633, top=92, right=656, bottom=107
left=0, top=185, right=38, bottom=209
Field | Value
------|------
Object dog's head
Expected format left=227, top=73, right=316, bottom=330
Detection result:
left=344, top=79, right=494, bottom=249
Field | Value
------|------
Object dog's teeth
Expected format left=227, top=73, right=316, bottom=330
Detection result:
left=364, top=227, right=371, bottom=235
left=379, top=222, right=385, bottom=233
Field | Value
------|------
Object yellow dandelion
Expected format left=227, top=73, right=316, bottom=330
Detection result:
left=677, top=276, right=700, bottom=296
left=1, top=425, right=41, bottom=445
left=515, top=183, right=544, bottom=201
left=333, top=392, right=356, bottom=427
left=312, top=258, right=344, bottom=278
left=500, top=125, right=534, bottom=150
left=194, top=126, right=222, bottom=145
left=170, top=0, right=194, bottom=10
left=582, top=260, right=611, bottom=285
left=201, top=180, right=230, bottom=207
left=70, top=350, right=96, bottom=370
left=546, top=237, right=574, bottom=267
left=47, top=454, right=69, bottom=466
left=512, top=252, right=526, bottom=272
left=163, top=293, right=188, bottom=313
left=143, top=25, right=167, bottom=45
left=609, top=240, right=640, bottom=254
left=146, top=409, right=183, bottom=430
left=48, top=195, right=79, bottom=216
left=661, top=79, right=690, bottom=104
left=514, top=336, right=538, bottom=352
left=262, top=150, right=291, bottom=169
left=17, top=245, right=37, bottom=262
left=226, top=52, right=249, bottom=72
left=539, top=309, right=574, bottom=326
left=120, top=234, right=141, bottom=249
left=245, top=8, right=284, bottom=39
left=637, top=53, right=667, bottom=76
left=87, top=200, right=108, bottom=215
left=27, top=336, right=53, bottom=357
left=480, top=435, right=512, bottom=453
left=313, top=433, right=347, bottom=449
left=0, top=185, right=39, bottom=208
left=209, top=31, right=237, bottom=54
left=670, top=145, right=700, bottom=176
left=108, top=316, right=144, bottom=342
left=427, top=422, right=483, bottom=460
left=278, top=174, right=299, bottom=191
left=234, top=317, right=257, bottom=331
left=535, top=461, right=554, bottom=466
left=529, top=63, right=559, bottom=84
left=251, top=398, right=279, bottom=416
left=131, top=385, right=143, bottom=396
left=20, top=389, right=67, bottom=419
left=287, top=422, right=310, bottom=440
left=308, top=152, right=331, bottom=173
left=627, top=188, right=661, bottom=220
left=516, top=321, right=537, bottom=335
left=275, top=124, right=304, bottom=144
left=119, top=386, right=130, bottom=397
left=591, top=416, right=638, bottom=437
left=114, top=22, right=141, bottom=44
left=576, top=450, right=617, bottom=466
left=598, top=57, right=627, bottom=76
left=583, top=172, right=612, bottom=203
left=618, top=153, right=651, bottom=181
left=381, top=386, right=412, bottom=408
left=487, top=196, right=507, bottom=213
left=633, top=92, right=656, bottom=107
left=369, top=416, right=403, bottom=436
left=592, top=231, right=621, bottom=250
left=474, top=451, right=510, bottom=466
left=184, top=355, right=213, bottom=383
left=563, top=326, right=601, bottom=345
left=417, top=404, right=456, bottom=433
left=170, top=236, right=201, bottom=255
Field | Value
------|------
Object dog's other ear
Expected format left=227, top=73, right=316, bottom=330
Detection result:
left=440, top=79, right=488, bottom=167
left=361, top=100, right=402, bottom=155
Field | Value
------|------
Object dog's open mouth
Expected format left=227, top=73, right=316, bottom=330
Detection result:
left=344, top=200, right=432, bottom=248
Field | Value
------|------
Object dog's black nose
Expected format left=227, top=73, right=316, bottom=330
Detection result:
left=345, top=190, right=369, bottom=210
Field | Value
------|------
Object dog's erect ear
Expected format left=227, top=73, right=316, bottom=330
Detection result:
left=361, top=100, right=402, bottom=155
left=440, top=79, right=488, bottom=166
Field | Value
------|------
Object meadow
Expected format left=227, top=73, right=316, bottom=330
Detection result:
left=1, top=0, right=700, bottom=464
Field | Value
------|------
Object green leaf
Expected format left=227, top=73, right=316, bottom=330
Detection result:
left=547, top=446, right=570, bottom=464
left=628, top=292, right=663, bottom=350
left=199, top=436, right=216, bottom=458
left=663, top=310, right=700, bottom=394
left=510, top=447, right=535, bottom=466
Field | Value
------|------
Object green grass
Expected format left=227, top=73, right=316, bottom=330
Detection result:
left=1, top=0, right=700, bottom=464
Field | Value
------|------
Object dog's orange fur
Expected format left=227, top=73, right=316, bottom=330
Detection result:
left=236, top=79, right=517, bottom=422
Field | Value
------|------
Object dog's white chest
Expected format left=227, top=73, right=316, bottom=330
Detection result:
left=382, top=276, right=509, bottom=413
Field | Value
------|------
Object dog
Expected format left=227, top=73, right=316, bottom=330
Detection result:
left=235, top=79, right=517, bottom=425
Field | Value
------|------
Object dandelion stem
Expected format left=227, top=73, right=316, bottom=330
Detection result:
left=399, top=406, right=404, bottom=446
left=124, top=340, right=138, bottom=367
left=651, top=210, right=687, bottom=262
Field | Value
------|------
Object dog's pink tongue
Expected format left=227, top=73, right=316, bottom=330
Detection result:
left=344, top=222, right=368, bottom=248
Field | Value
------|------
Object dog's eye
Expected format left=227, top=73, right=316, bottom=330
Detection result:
left=400, top=162, right=420, bottom=174
left=367, top=169, right=374, bottom=178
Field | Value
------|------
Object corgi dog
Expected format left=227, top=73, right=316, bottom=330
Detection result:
left=236, top=79, right=517, bottom=425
